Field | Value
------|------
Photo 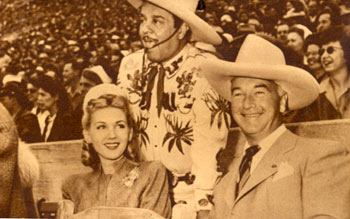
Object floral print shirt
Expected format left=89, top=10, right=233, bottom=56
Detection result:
left=118, top=44, right=231, bottom=210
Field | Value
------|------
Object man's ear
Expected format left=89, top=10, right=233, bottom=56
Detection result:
left=54, top=94, right=59, bottom=103
left=178, top=23, right=189, bottom=40
left=279, top=92, right=288, bottom=113
left=83, top=129, right=92, bottom=143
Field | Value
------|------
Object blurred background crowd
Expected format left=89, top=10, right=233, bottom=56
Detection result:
left=0, top=0, right=349, bottom=144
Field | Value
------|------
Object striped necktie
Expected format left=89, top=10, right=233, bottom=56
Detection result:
left=235, top=145, right=261, bottom=198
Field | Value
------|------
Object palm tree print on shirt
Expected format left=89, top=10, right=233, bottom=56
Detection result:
left=202, top=91, right=231, bottom=130
left=134, top=113, right=149, bottom=148
left=163, top=114, right=193, bottom=154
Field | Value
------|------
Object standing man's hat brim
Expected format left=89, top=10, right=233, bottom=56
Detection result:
left=127, top=0, right=222, bottom=45
left=200, top=34, right=320, bottom=110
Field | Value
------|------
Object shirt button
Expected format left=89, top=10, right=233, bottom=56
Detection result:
left=154, top=125, right=157, bottom=128
left=155, top=145, right=158, bottom=147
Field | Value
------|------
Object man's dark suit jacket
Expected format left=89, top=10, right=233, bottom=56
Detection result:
left=14, top=108, right=42, bottom=143
left=46, top=110, right=75, bottom=142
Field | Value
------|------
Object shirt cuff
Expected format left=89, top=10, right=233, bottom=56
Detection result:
left=194, top=189, right=214, bottom=211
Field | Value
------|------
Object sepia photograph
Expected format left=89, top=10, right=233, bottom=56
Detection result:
left=0, top=0, right=349, bottom=218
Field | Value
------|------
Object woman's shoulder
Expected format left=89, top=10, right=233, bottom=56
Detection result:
left=137, top=161, right=167, bottom=177
left=62, top=171, right=95, bottom=190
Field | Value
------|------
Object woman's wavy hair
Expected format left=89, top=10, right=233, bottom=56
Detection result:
left=36, top=75, right=71, bottom=113
left=319, top=25, right=350, bottom=70
left=81, top=94, right=140, bottom=170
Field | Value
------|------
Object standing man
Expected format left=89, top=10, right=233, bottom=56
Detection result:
left=62, top=61, right=82, bottom=111
left=118, top=0, right=231, bottom=218
left=201, top=34, right=350, bottom=218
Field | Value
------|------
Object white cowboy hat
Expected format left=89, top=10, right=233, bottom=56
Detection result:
left=127, top=0, right=222, bottom=45
left=201, top=34, right=320, bottom=110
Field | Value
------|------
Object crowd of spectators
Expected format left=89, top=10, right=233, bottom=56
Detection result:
left=0, top=0, right=349, bottom=143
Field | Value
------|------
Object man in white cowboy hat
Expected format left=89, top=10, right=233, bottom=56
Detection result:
left=201, top=34, right=350, bottom=219
left=117, top=0, right=230, bottom=218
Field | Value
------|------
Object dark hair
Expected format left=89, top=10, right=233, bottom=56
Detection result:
left=81, top=70, right=103, bottom=85
left=63, top=60, right=82, bottom=75
left=290, top=0, right=304, bottom=12
left=289, top=26, right=305, bottom=39
left=36, top=75, right=71, bottom=112
left=275, top=20, right=289, bottom=28
left=319, top=26, right=350, bottom=69
left=303, top=33, right=321, bottom=52
left=316, top=8, right=341, bottom=26
left=26, top=76, right=39, bottom=88
left=173, top=14, right=183, bottom=29
left=81, top=94, right=139, bottom=170
left=172, top=14, right=192, bottom=41
left=275, top=20, right=289, bottom=36
left=0, top=82, right=32, bottom=110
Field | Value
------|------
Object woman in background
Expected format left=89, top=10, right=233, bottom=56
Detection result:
left=36, top=75, right=75, bottom=141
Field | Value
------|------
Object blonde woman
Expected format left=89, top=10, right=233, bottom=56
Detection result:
left=61, top=84, right=171, bottom=218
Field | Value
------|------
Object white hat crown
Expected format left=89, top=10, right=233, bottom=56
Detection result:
left=236, top=35, right=286, bottom=65
left=174, top=0, right=197, bottom=12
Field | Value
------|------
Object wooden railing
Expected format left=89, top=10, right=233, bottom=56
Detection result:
left=29, top=119, right=350, bottom=202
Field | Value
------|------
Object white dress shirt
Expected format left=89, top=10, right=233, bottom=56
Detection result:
left=243, top=124, right=287, bottom=174
left=42, top=114, right=57, bottom=142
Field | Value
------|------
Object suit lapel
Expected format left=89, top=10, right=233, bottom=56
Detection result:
left=234, top=130, right=297, bottom=204
left=47, top=112, right=60, bottom=141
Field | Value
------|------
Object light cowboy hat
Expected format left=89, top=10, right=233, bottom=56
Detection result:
left=201, top=34, right=320, bottom=110
left=127, top=0, right=222, bottom=45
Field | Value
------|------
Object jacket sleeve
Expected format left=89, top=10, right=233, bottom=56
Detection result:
left=302, top=140, right=350, bottom=218
left=18, top=113, right=43, bottom=143
left=140, top=162, right=172, bottom=219
left=61, top=177, right=73, bottom=201
left=191, top=56, right=231, bottom=211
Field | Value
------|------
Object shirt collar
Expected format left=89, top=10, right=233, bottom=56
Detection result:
left=145, top=44, right=189, bottom=78
left=162, top=44, right=188, bottom=69
left=244, top=124, right=287, bottom=152
left=319, top=76, right=350, bottom=98
left=319, top=77, right=330, bottom=93
left=47, top=113, right=57, bottom=122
